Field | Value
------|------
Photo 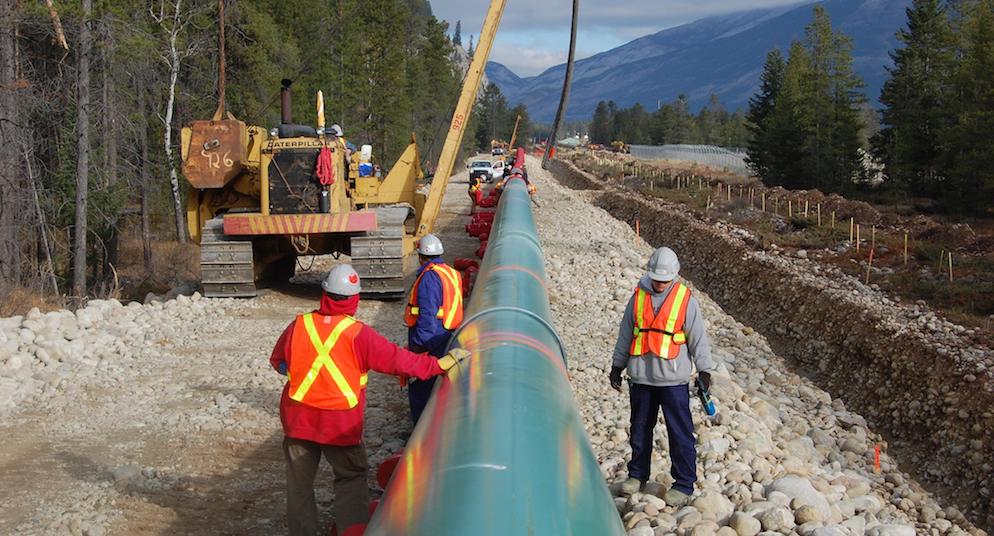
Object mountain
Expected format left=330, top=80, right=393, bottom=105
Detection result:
left=485, top=62, right=527, bottom=96
left=486, top=0, right=908, bottom=122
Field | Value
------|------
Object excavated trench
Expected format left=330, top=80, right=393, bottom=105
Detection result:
left=547, top=159, right=994, bottom=532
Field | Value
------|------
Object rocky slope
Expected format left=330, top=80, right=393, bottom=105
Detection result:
left=0, top=157, right=985, bottom=536
left=529, top=155, right=983, bottom=535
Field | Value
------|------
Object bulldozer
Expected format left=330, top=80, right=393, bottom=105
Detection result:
left=181, top=80, right=427, bottom=298
left=180, top=0, right=498, bottom=299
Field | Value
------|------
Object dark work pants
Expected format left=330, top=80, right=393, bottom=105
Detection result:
left=408, top=376, right=438, bottom=426
left=283, top=437, right=369, bottom=536
left=627, top=383, right=697, bottom=494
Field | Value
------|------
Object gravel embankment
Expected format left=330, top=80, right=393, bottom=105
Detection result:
left=529, top=155, right=983, bottom=536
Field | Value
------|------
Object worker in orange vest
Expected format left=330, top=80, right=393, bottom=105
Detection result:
left=468, top=174, right=484, bottom=205
left=404, top=234, right=465, bottom=425
left=610, top=247, right=714, bottom=506
left=270, top=264, right=470, bottom=536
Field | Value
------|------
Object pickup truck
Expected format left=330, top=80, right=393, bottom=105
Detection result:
left=468, top=159, right=504, bottom=183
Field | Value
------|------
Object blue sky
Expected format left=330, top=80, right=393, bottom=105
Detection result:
left=430, top=0, right=803, bottom=76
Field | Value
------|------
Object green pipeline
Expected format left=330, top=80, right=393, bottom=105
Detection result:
left=365, top=175, right=625, bottom=535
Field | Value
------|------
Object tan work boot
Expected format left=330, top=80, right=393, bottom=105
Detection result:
left=663, top=488, right=691, bottom=507
left=620, top=477, right=642, bottom=495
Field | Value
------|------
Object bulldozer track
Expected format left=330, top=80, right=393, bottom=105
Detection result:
left=199, top=217, right=257, bottom=298
left=350, top=207, right=409, bottom=299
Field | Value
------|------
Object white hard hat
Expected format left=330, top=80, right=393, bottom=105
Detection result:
left=322, top=264, right=361, bottom=295
left=330, top=124, right=343, bottom=137
left=646, top=247, right=680, bottom=282
left=417, top=234, right=444, bottom=256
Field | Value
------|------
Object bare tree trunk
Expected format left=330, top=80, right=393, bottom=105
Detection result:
left=0, top=0, right=22, bottom=286
left=139, top=85, right=152, bottom=272
left=72, top=0, right=93, bottom=301
left=101, top=28, right=118, bottom=278
left=24, top=149, right=58, bottom=297
left=163, top=0, right=186, bottom=243
left=101, top=26, right=117, bottom=186
left=43, top=0, right=69, bottom=51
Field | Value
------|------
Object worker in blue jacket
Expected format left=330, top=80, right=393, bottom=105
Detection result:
left=403, top=234, right=465, bottom=425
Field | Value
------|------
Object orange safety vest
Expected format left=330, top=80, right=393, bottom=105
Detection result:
left=629, top=283, right=691, bottom=359
left=404, top=263, right=464, bottom=330
left=287, top=313, right=368, bottom=409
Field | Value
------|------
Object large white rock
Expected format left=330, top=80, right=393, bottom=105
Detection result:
left=727, top=512, right=761, bottom=536
left=766, top=475, right=831, bottom=520
left=691, top=491, right=734, bottom=524
left=865, top=525, right=916, bottom=536
left=757, top=505, right=795, bottom=532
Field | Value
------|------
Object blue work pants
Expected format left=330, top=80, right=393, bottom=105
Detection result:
left=627, top=383, right=697, bottom=494
left=408, top=376, right=437, bottom=426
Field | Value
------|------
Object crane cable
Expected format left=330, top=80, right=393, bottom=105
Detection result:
left=542, top=0, right=580, bottom=169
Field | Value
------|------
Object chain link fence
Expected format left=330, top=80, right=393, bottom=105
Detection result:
left=630, top=144, right=751, bottom=176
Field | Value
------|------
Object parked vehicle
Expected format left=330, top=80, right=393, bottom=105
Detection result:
left=468, top=159, right=504, bottom=183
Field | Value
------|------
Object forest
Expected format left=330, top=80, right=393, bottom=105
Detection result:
left=0, top=0, right=465, bottom=306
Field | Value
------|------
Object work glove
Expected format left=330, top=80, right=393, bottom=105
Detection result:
left=609, top=366, right=624, bottom=392
left=277, top=362, right=288, bottom=376
left=438, top=348, right=472, bottom=371
left=697, top=371, right=712, bottom=392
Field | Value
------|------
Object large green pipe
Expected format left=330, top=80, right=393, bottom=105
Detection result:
left=365, top=156, right=624, bottom=535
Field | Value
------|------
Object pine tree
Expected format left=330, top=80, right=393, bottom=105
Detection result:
left=766, top=41, right=812, bottom=188
left=746, top=49, right=785, bottom=179
left=590, top=101, right=613, bottom=144
left=875, top=0, right=955, bottom=197
left=473, top=83, right=510, bottom=149
left=667, top=94, right=694, bottom=143
left=802, top=5, right=865, bottom=192
left=410, top=17, right=458, bottom=163
left=468, top=34, right=474, bottom=56
left=941, top=0, right=994, bottom=214
left=453, top=20, right=461, bottom=46
left=510, top=103, right=532, bottom=145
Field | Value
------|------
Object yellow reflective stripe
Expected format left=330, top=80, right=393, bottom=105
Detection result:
left=359, top=373, right=368, bottom=386
left=410, top=306, right=420, bottom=315
left=429, top=265, right=463, bottom=329
left=632, top=289, right=645, bottom=355
left=660, top=284, right=689, bottom=357
left=290, top=314, right=359, bottom=407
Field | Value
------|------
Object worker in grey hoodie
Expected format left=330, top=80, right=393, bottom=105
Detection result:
left=610, top=246, right=714, bottom=506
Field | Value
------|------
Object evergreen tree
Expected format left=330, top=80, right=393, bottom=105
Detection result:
left=941, top=0, right=994, bottom=213
left=510, top=103, right=533, bottom=145
left=667, top=94, right=694, bottom=143
left=590, top=101, right=614, bottom=144
left=802, top=5, right=865, bottom=192
left=745, top=7, right=865, bottom=192
left=765, top=41, right=813, bottom=188
left=746, top=49, right=786, bottom=179
left=874, top=0, right=955, bottom=197
left=453, top=20, right=462, bottom=45
left=473, top=83, right=511, bottom=149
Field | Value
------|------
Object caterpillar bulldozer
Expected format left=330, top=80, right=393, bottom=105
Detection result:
left=181, top=0, right=501, bottom=298
left=181, top=81, right=425, bottom=298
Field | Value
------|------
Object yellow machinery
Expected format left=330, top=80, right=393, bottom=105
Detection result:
left=181, top=1, right=504, bottom=298
left=610, top=140, right=631, bottom=154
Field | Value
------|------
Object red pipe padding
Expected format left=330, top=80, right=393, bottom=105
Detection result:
left=376, top=454, right=402, bottom=488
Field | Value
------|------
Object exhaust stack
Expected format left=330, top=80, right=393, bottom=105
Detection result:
left=280, top=78, right=293, bottom=125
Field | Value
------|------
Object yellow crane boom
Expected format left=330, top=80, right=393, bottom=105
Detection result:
left=416, top=0, right=506, bottom=237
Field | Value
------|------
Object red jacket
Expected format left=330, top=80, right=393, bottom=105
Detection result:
left=270, top=294, right=444, bottom=445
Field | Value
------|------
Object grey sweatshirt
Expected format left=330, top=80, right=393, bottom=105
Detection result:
left=612, top=276, right=714, bottom=386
